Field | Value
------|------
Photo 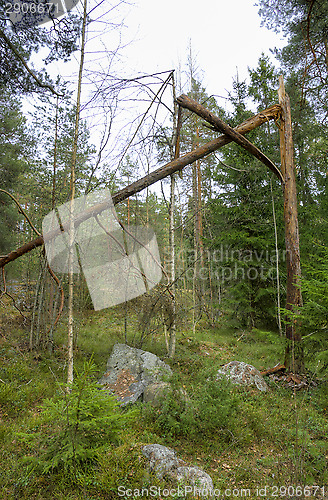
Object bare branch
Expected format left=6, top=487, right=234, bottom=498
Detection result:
left=0, top=189, right=41, bottom=236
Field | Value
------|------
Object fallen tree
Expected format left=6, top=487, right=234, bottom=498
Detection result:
left=0, top=103, right=281, bottom=269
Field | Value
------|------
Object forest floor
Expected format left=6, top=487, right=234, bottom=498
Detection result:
left=0, top=303, right=327, bottom=500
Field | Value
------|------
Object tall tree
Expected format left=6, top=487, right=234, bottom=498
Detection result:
left=66, top=0, right=88, bottom=387
left=208, top=71, right=284, bottom=328
left=258, top=0, right=328, bottom=118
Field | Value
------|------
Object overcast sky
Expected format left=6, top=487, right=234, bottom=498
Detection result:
left=122, top=0, right=286, bottom=100
left=29, top=0, right=287, bottom=182
left=45, top=0, right=287, bottom=115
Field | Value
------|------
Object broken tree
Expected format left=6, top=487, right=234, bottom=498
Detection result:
left=0, top=90, right=303, bottom=371
left=178, top=89, right=303, bottom=372
left=0, top=104, right=281, bottom=269
left=278, top=76, right=303, bottom=373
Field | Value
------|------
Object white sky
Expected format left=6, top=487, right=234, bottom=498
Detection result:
left=51, top=0, right=286, bottom=107
left=122, top=0, right=286, bottom=99
left=28, top=0, right=287, bottom=185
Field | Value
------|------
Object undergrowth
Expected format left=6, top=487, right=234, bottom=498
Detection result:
left=0, top=307, right=327, bottom=499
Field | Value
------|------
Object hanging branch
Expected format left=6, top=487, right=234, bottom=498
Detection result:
left=176, top=94, right=284, bottom=184
left=0, top=268, right=27, bottom=320
left=305, top=0, right=325, bottom=86
left=0, top=189, right=41, bottom=236
left=117, top=71, right=174, bottom=171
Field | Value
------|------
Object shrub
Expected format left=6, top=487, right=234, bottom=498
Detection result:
left=143, top=369, right=240, bottom=442
left=25, top=358, right=137, bottom=479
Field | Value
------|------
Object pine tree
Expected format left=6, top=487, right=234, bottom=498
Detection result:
left=0, top=89, right=32, bottom=253
left=207, top=70, right=284, bottom=328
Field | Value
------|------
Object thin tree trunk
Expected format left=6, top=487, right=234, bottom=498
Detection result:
left=29, top=256, right=47, bottom=350
left=270, top=178, right=282, bottom=335
left=168, top=173, right=176, bottom=358
left=168, top=79, right=181, bottom=359
left=192, top=156, right=198, bottom=332
left=48, top=97, right=59, bottom=349
left=67, top=0, right=88, bottom=387
left=278, top=76, right=304, bottom=372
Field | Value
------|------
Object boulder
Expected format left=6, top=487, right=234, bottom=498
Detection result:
left=216, top=361, right=268, bottom=392
left=99, top=344, right=172, bottom=404
left=142, top=444, right=213, bottom=491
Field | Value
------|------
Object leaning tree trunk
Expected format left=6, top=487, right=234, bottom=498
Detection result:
left=278, top=76, right=304, bottom=373
left=0, top=104, right=282, bottom=270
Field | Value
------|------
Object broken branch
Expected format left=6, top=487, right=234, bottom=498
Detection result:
left=176, top=94, right=284, bottom=183
left=0, top=103, right=281, bottom=269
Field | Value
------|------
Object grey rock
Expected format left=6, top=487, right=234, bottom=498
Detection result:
left=142, top=444, right=213, bottom=490
left=142, top=444, right=180, bottom=477
left=175, top=466, right=213, bottom=490
left=216, top=360, right=268, bottom=392
left=99, top=344, right=172, bottom=404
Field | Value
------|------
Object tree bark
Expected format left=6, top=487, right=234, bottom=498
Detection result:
left=176, top=94, right=284, bottom=183
left=0, top=104, right=281, bottom=269
left=278, top=76, right=304, bottom=373
left=67, top=0, right=88, bottom=387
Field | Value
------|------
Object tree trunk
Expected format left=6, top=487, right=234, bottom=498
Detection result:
left=168, top=84, right=182, bottom=359
left=270, top=178, right=282, bottom=335
left=67, top=0, right=88, bottom=387
left=278, top=76, right=304, bottom=373
left=168, top=172, right=176, bottom=358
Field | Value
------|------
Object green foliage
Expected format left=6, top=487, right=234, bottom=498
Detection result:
left=248, top=53, right=279, bottom=109
left=28, top=358, right=136, bottom=478
left=301, top=247, right=328, bottom=333
left=142, top=369, right=240, bottom=442
left=0, top=313, right=327, bottom=497
left=207, top=69, right=284, bottom=328
left=0, top=353, right=50, bottom=418
left=0, top=90, right=31, bottom=252
left=185, top=372, right=240, bottom=440
left=0, top=3, right=81, bottom=94
left=96, top=443, right=157, bottom=494
left=299, top=245, right=328, bottom=373
left=25, top=100, right=97, bottom=225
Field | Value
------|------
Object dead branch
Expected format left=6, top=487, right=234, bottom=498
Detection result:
left=260, top=363, right=286, bottom=376
left=0, top=268, right=27, bottom=321
left=176, top=94, right=284, bottom=183
left=0, top=189, right=41, bottom=236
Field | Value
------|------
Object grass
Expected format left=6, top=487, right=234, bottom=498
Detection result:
left=0, top=302, right=327, bottom=499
